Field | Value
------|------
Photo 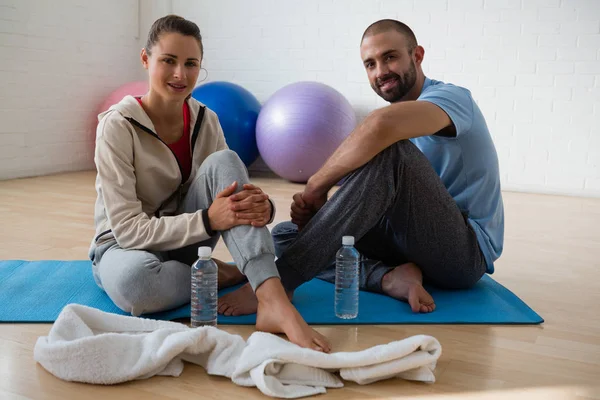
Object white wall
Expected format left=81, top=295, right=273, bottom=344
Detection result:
left=0, top=0, right=142, bottom=180
left=172, top=0, right=600, bottom=197
left=1, top=0, right=598, bottom=197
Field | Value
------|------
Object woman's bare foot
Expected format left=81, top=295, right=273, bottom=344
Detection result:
left=382, top=262, right=435, bottom=313
left=218, top=282, right=257, bottom=316
left=213, top=259, right=246, bottom=289
left=255, top=278, right=331, bottom=352
left=217, top=281, right=294, bottom=316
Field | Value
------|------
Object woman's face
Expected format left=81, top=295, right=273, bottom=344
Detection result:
left=142, top=32, right=202, bottom=101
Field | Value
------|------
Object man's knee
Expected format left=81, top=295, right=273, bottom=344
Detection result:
left=272, top=221, right=298, bottom=237
left=272, top=221, right=298, bottom=258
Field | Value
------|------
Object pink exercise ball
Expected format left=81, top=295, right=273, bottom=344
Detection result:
left=89, top=81, right=149, bottom=155
left=98, top=81, right=149, bottom=115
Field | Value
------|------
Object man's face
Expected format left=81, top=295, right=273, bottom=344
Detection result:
left=360, top=30, right=417, bottom=103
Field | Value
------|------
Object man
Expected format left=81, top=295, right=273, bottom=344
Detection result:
left=218, top=19, right=504, bottom=316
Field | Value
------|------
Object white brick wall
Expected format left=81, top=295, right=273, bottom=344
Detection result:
left=0, top=0, right=142, bottom=180
left=1, top=0, right=598, bottom=198
left=170, top=0, right=600, bottom=197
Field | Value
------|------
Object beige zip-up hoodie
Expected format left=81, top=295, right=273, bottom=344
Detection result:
left=90, top=95, right=229, bottom=254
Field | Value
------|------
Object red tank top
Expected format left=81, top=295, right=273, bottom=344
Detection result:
left=136, top=97, right=191, bottom=182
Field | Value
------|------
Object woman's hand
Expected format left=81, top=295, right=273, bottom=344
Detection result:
left=207, top=182, right=272, bottom=231
left=208, top=182, right=253, bottom=231
left=230, top=183, right=272, bottom=227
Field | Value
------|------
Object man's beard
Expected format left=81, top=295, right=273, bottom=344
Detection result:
left=372, top=60, right=417, bottom=103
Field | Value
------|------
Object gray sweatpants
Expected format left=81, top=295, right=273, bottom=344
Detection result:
left=90, top=150, right=278, bottom=316
left=274, top=140, right=487, bottom=293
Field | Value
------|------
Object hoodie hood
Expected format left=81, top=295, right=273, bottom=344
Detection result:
left=98, top=95, right=205, bottom=135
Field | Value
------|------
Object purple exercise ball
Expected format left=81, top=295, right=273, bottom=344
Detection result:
left=256, top=81, right=357, bottom=183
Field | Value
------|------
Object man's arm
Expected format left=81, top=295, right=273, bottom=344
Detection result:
left=306, top=100, right=452, bottom=196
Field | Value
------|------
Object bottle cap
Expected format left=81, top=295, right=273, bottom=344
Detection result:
left=342, top=236, right=354, bottom=246
left=197, top=246, right=212, bottom=257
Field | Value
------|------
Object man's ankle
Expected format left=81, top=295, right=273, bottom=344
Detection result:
left=381, top=269, right=396, bottom=292
left=381, top=263, right=423, bottom=292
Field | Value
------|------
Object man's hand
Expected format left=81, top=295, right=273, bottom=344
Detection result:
left=290, top=193, right=313, bottom=230
left=290, top=186, right=327, bottom=231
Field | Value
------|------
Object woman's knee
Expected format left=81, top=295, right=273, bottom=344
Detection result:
left=196, top=150, right=248, bottom=190
left=203, top=149, right=244, bottom=170
left=99, top=251, right=165, bottom=315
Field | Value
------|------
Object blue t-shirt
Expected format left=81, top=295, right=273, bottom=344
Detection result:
left=410, top=77, right=504, bottom=273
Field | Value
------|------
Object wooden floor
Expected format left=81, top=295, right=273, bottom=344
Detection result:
left=1, top=171, right=599, bottom=400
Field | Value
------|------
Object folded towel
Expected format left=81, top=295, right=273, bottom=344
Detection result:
left=34, top=304, right=442, bottom=398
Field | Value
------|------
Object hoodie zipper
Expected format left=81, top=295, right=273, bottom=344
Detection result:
left=125, top=106, right=206, bottom=206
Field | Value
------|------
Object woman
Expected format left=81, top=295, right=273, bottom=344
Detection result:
left=89, top=15, right=330, bottom=352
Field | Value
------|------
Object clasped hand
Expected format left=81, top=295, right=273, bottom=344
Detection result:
left=290, top=188, right=327, bottom=231
left=208, top=182, right=271, bottom=231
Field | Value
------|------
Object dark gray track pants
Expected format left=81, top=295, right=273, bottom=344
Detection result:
left=273, top=140, right=486, bottom=293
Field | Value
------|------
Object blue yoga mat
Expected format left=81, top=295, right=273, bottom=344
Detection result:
left=0, top=260, right=543, bottom=324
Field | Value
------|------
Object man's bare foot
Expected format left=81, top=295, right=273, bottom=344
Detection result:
left=382, top=263, right=436, bottom=313
left=213, top=259, right=245, bottom=289
left=218, top=282, right=257, bottom=316
left=255, top=278, right=331, bottom=352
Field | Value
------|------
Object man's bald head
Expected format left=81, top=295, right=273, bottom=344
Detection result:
left=361, top=19, right=418, bottom=53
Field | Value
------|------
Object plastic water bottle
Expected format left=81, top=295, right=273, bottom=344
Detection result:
left=335, top=236, right=359, bottom=319
left=191, top=246, right=218, bottom=327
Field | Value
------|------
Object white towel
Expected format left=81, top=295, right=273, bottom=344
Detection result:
left=34, top=304, right=442, bottom=398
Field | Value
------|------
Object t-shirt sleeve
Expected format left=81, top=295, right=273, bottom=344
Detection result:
left=417, top=84, right=474, bottom=136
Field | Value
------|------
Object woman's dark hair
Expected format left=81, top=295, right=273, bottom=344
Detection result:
left=145, top=15, right=203, bottom=56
